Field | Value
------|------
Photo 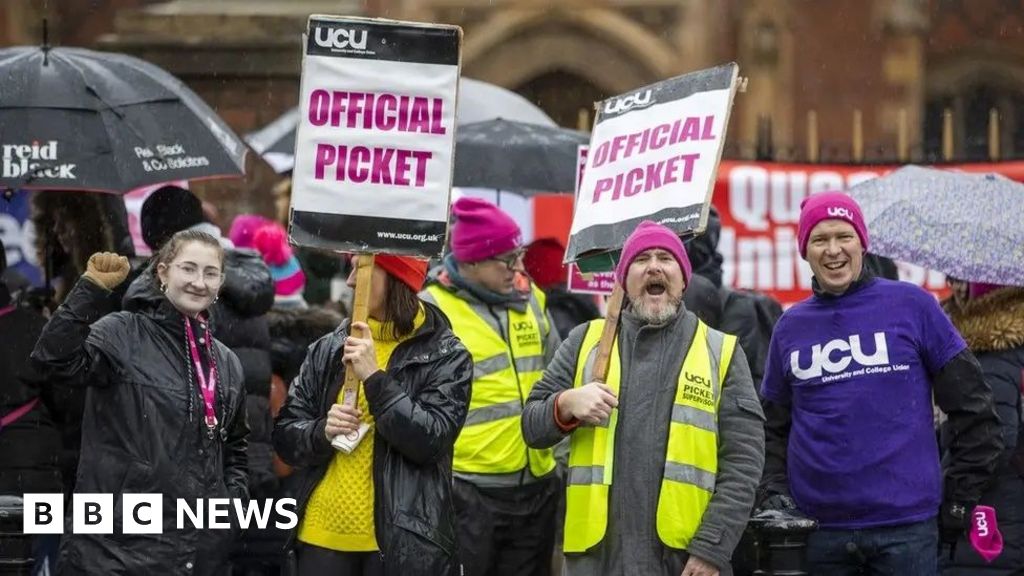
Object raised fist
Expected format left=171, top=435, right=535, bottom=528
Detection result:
left=83, top=252, right=130, bottom=291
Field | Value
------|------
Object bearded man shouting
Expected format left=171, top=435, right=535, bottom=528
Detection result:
left=523, top=221, right=765, bottom=576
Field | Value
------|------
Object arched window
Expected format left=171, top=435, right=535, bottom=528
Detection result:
left=515, top=71, right=606, bottom=129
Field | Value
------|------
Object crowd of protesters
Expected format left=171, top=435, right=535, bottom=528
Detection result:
left=1, top=188, right=1022, bottom=576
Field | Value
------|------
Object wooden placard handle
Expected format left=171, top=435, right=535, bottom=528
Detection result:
left=341, top=253, right=375, bottom=407
left=590, top=283, right=624, bottom=383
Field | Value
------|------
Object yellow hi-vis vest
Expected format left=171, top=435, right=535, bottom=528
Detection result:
left=563, top=319, right=736, bottom=553
left=425, top=284, right=556, bottom=479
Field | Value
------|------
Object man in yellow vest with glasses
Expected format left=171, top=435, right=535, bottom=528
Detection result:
left=523, top=221, right=765, bottom=576
left=421, top=197, right=563, bottom=576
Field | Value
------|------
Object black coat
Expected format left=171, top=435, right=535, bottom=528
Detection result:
left=0, top=283, right=61, bottom=495
left=31, top=278, right=248, bottom=576
left=684, top=206, right=782, bottom=382
left=273, top=303, right=472, bottom=576
left=942, top=289, right=1024, bottom=574
left=543, top=287, right=598, bottom=343
left=125, top=249, right=275, bottom=497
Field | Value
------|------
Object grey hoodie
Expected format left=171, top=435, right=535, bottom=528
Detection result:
left=522, top=306, right=765, bottom=575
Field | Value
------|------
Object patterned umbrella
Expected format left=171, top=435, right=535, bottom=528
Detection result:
left=0, top=46, right=246, bottom=194
left=848, top=165, right=1024, bottom=285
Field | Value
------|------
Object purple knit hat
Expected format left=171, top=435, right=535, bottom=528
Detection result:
left=450, top=197, right=522, bottom=263
left=614, top=221, right=692, bottom=285
left=797, top=192, right=869, bottom=258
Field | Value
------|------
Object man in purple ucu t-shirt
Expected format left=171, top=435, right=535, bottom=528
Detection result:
left=758, top=192, right=1003, bottom=575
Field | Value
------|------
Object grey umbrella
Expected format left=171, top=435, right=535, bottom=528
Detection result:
left=0, top=46, right=246, bottom=193
left=453, top=119, right=589, bottom=193
left=848, top=165, right=1024, bottom=285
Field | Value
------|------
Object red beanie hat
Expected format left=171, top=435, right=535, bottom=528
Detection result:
left=614, top=221, right=692, bottom=285
left=524, top=238, right=568, bottom=289
left=450, top=197, right=522, bottom=263
left=797, top=191, right=870, bottom=258
left=375, top=254, right=429, bottom=292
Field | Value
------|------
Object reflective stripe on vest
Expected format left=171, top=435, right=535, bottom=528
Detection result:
left=563, top=319, right=736, bottom=553
left=425, top=284, right=556, bottom=478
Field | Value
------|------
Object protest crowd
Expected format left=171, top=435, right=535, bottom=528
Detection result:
left=2, top=11, right=1024, bottom=576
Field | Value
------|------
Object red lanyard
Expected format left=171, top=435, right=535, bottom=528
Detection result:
left=0, top=305, right=14, bottom=318
left=184, top=317, right=217, bottom=429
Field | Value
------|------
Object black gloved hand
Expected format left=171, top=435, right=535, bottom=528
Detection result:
left=759, top=493, right=798, bottom=513
left=939, top=501, right=971, bottom=546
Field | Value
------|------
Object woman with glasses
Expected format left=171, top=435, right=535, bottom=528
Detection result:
left=31, top=229, right=248, bottom=576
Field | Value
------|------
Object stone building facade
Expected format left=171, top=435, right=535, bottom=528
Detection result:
left=3, top=0, right=1023, bottom=164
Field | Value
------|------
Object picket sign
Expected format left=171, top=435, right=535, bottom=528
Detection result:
left=288, top=15, right=462, bottom=451
left=566, top=64, right=740, bottom=377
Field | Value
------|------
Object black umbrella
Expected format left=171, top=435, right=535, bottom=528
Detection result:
left=453, top=119, right=589, bottom=193
left=0, top=46, right=247, bottom=194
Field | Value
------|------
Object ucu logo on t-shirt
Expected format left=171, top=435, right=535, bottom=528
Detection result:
left=827, top=206, right=854, bottom=220
left=790, top=332, right=890, bottom=379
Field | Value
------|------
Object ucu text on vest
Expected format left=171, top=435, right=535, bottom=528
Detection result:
left=513, top=320, right=540, bottom=347
left=682, top=372, right=714, bottom=407
left=2, top=141, right=76, bottom=179
left=790, top=332, right=910, bottom=381
left=21, top=494, right=298, bottom=535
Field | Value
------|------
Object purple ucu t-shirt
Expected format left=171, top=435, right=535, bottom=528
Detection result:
left=761, top=278, right=966, bottom=529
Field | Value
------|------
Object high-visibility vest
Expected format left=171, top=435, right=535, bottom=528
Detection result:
left=563, top=319, right=736, bottom=553
left=425, top=284, right=556, bottom=479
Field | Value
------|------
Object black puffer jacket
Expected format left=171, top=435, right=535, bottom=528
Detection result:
left=0, top=283, right=61, bottom=495
left=686, top=207, right=782, bottom=383
left=942, top=288, right=1024, bottom=574
left=31, top=278, right=248, bottom=576
left=273, top=303, right=472, bottom=576
left=125, top=249, right=275, bottom=497
left=267, top=306, right=345, bottom=385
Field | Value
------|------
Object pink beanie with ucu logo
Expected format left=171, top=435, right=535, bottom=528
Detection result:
left=797, top=191, right=870, bottom=258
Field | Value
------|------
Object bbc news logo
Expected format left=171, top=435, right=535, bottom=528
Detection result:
left=22, top=494, right=298, bottom=534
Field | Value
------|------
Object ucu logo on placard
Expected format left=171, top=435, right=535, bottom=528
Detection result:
left=790, top=332, right=889, bottom=379
left=603, top=90, right=653, bottom=114
left=827, top=206, right=853, bottom=220
left=314, top=26, right=368, bottom=50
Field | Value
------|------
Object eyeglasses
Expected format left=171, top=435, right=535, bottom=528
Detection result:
left=485, top=249, right=526, bottom=271
left=174, top=263, right=224, bottom=286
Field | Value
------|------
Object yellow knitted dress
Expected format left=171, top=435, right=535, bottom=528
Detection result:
left=297, top=306, right=426, bottom=551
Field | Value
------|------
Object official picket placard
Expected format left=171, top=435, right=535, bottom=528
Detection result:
left=566, top=63, right=739, bottom=265
left=289, top=16, right=462, bottom=257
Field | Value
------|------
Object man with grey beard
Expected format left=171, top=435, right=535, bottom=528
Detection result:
left=522, top=221, right=765, bottom=576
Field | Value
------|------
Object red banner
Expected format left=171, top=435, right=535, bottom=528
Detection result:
left=713, top=160, right=1024, bottom=305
